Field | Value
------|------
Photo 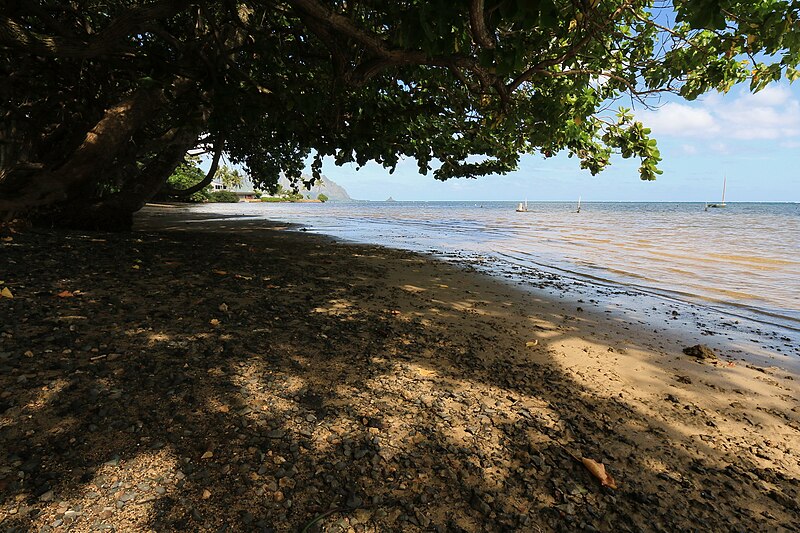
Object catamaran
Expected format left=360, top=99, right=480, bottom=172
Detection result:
left=707, top=177, right=727, bottom=208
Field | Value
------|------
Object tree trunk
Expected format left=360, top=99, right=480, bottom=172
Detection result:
left=28, top=126, right=200, bottom=231
left=0, top=85, right=169, bottom=212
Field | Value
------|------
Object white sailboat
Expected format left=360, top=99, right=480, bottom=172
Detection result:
left=516, top=198, right=528, bottom=212
left=708, top=177, right=727, bottom=208
left=576, top=196, right=581, bottom=213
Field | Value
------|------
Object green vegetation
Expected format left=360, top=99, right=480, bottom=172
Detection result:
left=209, top=190, right=240, bottom=203
left=262, top=190, right=306, bottom=202
left=1, top=1, right=799, bottom=229
left=166, top=160, right=212, bottom=203
left=317, top=193, right=329, bottom=203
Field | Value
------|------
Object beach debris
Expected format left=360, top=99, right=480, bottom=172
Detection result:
left=201, top=451, right=213, bottom=459
left=56, top=290, right=74, bottom=298
left=581, top=457, right=617, bottom=489
left=683, top=344, right=718, bottom=361
left=210, top=318, right=221, bottom=327
left=0, top=287, right=13, bottom=299
left=526, top=340, right=539, bottom=347
left=218, top=303, right=229, bottom=312
left=202, top=489, right=212, bottom=499
left=212, top=269, right=227, bottom=275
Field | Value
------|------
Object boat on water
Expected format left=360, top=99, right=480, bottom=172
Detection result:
left=516, top=199, right=528, bottom=212
left=576, top=196, right=581, bottom=213
left=707, top=177, right=727, bottom=208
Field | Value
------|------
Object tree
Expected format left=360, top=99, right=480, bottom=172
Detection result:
left=317, top=193, right=329, bottom=203
left=165, top=158, right=212, bottom=202
left=217, top=165, right=244, bottom=189
left=1, top=1, right=798, bottom=229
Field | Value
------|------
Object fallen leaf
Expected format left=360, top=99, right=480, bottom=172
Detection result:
left=132, top=264, right=140, bottom=270
left=581, top=457, right=617, bottom=489
left=201, top=451, right=213, bottom=459
left=201, top=489, right=211, bottom=500
left=218, top=303, right=228, bottom=312
left=0, top=287, right=13, bottom=299
left=56, top=290, right=74, bottom=298
left=212, top=270, right=227, bottom=275
left=526, top=340, right=539, bottom=347
left=210, top=318, right=220, bottom=327
left=1, top=236, right=12, bottom=242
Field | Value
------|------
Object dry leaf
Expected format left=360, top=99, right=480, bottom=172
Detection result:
left=131, top=264, right=140, bottom=270
left=2, top=236, right=13, bottom=242
left=218, top=303, right=229, bottom=312
left=210, top=318, right=220, bottom=327
left=201, top=451, right=213, bottom=459
left=56, top=290, right=74, bottom=298
left=212, top=270, right=227, bottom=275
left=526, top=340, right=539, bottom=347
left=202, top=489, right=212, bottom=500
left=0, top=287, right=13, bottom=299
left=581, top=457, right=617, bottom=489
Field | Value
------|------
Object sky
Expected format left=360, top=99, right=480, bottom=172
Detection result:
left=307, top=82, right=800, bottom=202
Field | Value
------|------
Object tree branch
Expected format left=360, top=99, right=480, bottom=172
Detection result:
left=0, top=0, right=189, bottom=58
left=469, top=0, right=495, bottom=49
left=164, top=136, right=225, bottom=197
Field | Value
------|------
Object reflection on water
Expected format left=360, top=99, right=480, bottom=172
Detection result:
left=195, top=202, right=800, bottom=328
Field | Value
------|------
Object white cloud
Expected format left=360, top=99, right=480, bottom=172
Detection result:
left=638, top=84, right=800, bottom=142
left=680, top=144, right=698, bottom=155
left=640, top=103, right=717, bottom=136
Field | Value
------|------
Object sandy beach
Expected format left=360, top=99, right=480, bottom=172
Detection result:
left=1, top=206, right=798, bottom=532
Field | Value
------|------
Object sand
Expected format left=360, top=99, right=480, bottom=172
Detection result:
left=0, top=205, right=797, bottom=532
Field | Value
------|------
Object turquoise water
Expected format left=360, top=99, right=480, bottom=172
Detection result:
left=196, top=202, right=800, bottom=330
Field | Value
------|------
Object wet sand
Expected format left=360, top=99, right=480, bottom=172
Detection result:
left=1, top=206, right=798, bottom=532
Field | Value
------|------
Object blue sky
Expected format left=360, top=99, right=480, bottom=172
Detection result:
left=308, top=82, right=800, bottom=202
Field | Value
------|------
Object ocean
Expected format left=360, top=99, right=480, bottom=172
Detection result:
left=193, top=201, right=800, bottom=333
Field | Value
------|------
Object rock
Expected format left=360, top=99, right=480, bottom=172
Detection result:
left=683, top=344, right=717, bottom=360
left=346, top=493, right=363, bottom=509
left=39, top=490, right=55, bottom=502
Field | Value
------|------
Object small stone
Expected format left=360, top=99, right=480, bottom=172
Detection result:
left=201, top=451, right=213, bottom=459
left=202, top=489, right=211, bottom=500
left=683, top=344, right=718, bottom=360
left=39, top=490, right=55, bottom=502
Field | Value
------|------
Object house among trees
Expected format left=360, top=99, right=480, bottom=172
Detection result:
left=211, top=175, right=259, bottom=201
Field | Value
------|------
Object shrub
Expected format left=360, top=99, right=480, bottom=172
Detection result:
left=317, top=193, right=329, bottom=203
left=209, top=190, right=240, bottom=203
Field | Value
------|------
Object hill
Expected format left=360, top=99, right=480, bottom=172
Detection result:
left=277, top=174, right=352, bottom=201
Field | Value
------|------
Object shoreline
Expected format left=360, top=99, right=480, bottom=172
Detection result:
left=1, top=206, right=798, bottom=531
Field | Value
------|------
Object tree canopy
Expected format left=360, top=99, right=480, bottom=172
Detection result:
left=1, top=0, right=798, bottom=228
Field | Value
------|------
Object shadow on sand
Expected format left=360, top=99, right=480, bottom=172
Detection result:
left=1, top=211, right=797, bottom=532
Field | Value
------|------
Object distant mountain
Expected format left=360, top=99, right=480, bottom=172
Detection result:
left=225, top=173, right=353, bottom=201
left=277, top=173, right=352, bottom=201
